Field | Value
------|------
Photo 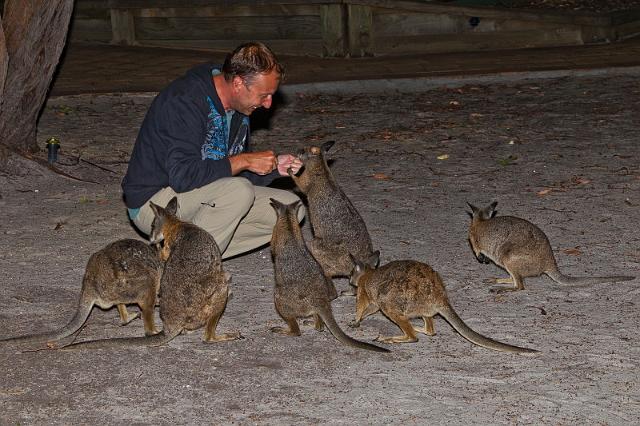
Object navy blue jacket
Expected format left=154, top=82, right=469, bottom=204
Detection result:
left=122, top=63, right=277, bottom=209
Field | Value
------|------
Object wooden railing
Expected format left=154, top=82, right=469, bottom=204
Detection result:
left=68, top=0, right=640, bottom=57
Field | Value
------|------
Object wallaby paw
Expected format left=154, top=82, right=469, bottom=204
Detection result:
left=204, top=331, right=243, bottom=343
left=413, top=327, right=436, bottom=336
left=489, top=286, right=519, bottom=294
left=270, top=326, right=300, bottom=336
left=145, top=328, right=162, bottom=337
left=339, top=289, right=356, bottom=297
left=348, top=320, right=361, bottom=329
left=119, top=312, right=140, bottom=325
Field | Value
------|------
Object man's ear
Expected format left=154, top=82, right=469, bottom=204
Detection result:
left=232, top=75, right=245, bottom=92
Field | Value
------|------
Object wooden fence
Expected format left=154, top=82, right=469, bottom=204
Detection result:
left=69, top=0, right=640, bottom=57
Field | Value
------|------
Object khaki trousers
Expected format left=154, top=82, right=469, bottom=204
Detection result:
left=131, top=177, right=304, bottom=259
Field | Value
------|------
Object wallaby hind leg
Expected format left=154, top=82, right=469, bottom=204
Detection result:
left=203, top=310, right=242, bottom=342
left=490, top=268, right=525, bottom=293
left=117, top=304, right=139, bottom=325
left=271, top=317, right=301, bottom=336
left=309, top=239, right=348, bottom=278
left=375, top=314, right=418, bottom=344
left=313, top=314, right=324, bottom=331
left=303, top=314, right=325, bottom=331
left=141, top=286, right=160, bottom=336
left=413, top=316, right=436, bottom=336
left=140, top=304, right=159, bottom=336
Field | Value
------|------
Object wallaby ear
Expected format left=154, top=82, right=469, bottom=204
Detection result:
left=292, top=200, right=303, bottom=218
left=269, top=198, right=286, bottom=216
left=165, top=197, right=178, bottom=216
left=367, top=250, right=380, bottom=268
left=349, top=253, right=364, bottom=275
left=150, top=202, right=161, bottom=218
left=489, top=201, right=498, bottom=218
left=321, top=140, right=335, bottom=153
left=224, top=271, right=232, bottom=284
left=466, top=202, right=478, bottom=218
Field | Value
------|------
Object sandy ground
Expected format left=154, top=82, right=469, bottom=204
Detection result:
left=0, top=72, right=639, bottom=425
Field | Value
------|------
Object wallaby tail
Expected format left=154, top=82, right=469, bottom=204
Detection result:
left=0, top=300, right=94, bottom=345
left=58, top=328, right=181, bottom=351
left=439, top=304, right=538, bottom=354
left=316, top=305, right=389, bottom=353
left=546, top=267, right=635, bottom=286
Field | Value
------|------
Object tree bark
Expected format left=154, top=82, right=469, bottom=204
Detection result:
left=0, top=0, right=74, bottom=158
left=0, top=17, right=7, bottom=94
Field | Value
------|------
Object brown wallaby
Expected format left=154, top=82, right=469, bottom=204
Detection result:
left=0, top=239, right=161, bottom=347
left=288, top=141, right=375, bottom=279
left=269, top=198, right=388, bottom=353
left=349, top=253, right=538, bottom=354
left=62, top=197, right=240, bottom=349
left=468, top=201, right=635, bottom=292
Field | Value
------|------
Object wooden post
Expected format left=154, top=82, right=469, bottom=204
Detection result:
left=110, top=8, right=136, bottom=45
left=347, top=4, right=373, bottom=57
left=321, top=3, right=346, bottom=57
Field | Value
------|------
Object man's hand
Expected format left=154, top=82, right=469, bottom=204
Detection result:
left=229, top=151, right=278, bottom=176
left=276, top=154, right=303, bottom=176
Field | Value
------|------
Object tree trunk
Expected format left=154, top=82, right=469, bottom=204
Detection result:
left=0, top=17, right=7, bottom=93
left=0, top=0, right=74, bottom=158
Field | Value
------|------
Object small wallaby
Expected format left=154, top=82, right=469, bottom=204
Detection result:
left=288, top=141, right=375, bottom=279
left=0, top=238, right=161, bottom=346
left=349, top=253, right=538, bottom=354
left=63, top=197, right=240, bottom=349
left=269, top=198, right=388, bottom=353
left=468, top=201, right=635, bottom=292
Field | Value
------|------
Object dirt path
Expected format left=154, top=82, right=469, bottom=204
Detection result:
left=0, top=72, right=639, bottom=424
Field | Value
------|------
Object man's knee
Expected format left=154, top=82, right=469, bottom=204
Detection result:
left=207, top=177, right=256, bottom=211
left=227, top=177, right=255, bottom=205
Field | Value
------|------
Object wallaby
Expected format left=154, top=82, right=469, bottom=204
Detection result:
left=0, top=238, right=161, bottom=347
left=288, top=141, right=375, bottom=279
left=62, top=197, right=240, bottom=349
left=349, top=253, right=538, bottom=354
left=269, top=198, right=388, bottom=353
left=468, top=201, right=635, bottom=292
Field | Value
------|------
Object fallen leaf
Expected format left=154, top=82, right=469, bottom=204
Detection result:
left=437, top=154, right=449, bottom=160
left=571, top=176, right=591, bottom=185
left=537, top=188, right=553, bottom=197
left=563, top=247, right=582, bottom=256
left=372, top=173, right=391, bottom=180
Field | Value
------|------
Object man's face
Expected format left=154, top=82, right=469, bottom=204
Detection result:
left=232, top=70, right=280, bottom=115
